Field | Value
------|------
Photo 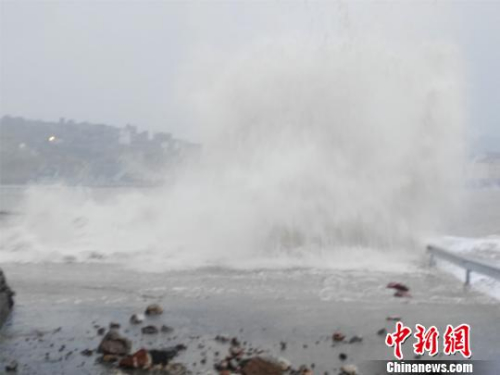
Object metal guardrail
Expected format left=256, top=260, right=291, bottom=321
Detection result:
left=427, top=245, right=500, bottom=286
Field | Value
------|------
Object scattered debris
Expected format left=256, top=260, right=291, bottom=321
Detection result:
left=394, top=290, right=411, bottom=298
left=240, top=357, right=284, bottom=375
left=174, top=343, right=187, bottom=351
left=348, top=335, right=363, bottom=344
left=386, top=316, right=401, bottom=321
left=213, top=336, right=297, bottom=375
left=215, top=334, right=230, bottom=343
left=100, top=354, right=120, bottom=363
left=80, top=349, right=93, bottom=356
left=141, top=325, right=159, bottom=334
left=387, top=282, right=411, bottom=297
left=130, top=313, right=145, bottom=324
left=119, top=346, right=185, bottom=370
left=119, top=348, right=151, bottom=369
left=0, top=268, right=15, bottom=329
left=164, top=363, right=189, bottom=375
left=145, top=303, right=163, bottom=316
left=332, top=332, right=346, bottom=342
left=340, top=364, right=358, bottom=375
left=161, top=324, right=174, bottom=333
left=98, top=330, right=132, bottom=356
left=277, top=357, right=291, bottom=371
left=377, top=328, right=387, bottom=336
left=150, top=348, right=183, bottom=366
left=292, top=365, right=313, bottom=375
left=5, top=360, right=18, bottom=372
left=387, top=282, right=409, bottom=292
left=19, top=302, right=379, bottom=373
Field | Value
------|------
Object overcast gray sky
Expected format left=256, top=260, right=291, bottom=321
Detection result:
left=1, top=1, right=499, bottom=148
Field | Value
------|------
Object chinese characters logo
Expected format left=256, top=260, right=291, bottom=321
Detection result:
left=385, top=322, right=471, bottom=359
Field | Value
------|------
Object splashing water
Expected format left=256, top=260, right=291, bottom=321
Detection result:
left=0, top=39, right=466, bottom=270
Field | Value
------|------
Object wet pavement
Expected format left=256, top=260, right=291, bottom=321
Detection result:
left=0, top=263, right=499, bottom=374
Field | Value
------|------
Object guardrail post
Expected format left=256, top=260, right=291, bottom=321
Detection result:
left=427, top=244, right=500, bottom=285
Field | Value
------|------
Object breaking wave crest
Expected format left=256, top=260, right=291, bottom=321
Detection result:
left=0, top=39, right=466, bottom=270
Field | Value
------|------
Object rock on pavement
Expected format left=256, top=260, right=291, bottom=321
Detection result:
left=0, top=268, right=14, bottom=328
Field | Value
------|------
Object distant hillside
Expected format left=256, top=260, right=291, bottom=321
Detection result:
left=0, top=116, right=199, bottom=185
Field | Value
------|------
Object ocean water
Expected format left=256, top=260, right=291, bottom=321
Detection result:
left=0, top=186, right=499, bottom=373
left=1, top=185, right=499, bottom=266
left=1, top=38, right=498, bottom=295
left=0, top=38, right=469, bottom=271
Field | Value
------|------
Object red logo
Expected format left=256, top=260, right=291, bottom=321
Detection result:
left=443, top=324, right=472, bottom=358
left=413, top=324, right=439, bottom=357
left=385, top=322, right=412, bottom=360
left=386, top=323, right=471, bottom=359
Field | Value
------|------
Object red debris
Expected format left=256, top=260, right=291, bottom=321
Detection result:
left=387, top=282, right=411, bottom=297
left=119, top=348, right=151, bottom=369
left=240, top=357, right=284, bottom=375
left=332, top=332, right=346, bottom=342
left=387, top=282, right=410, bottom=292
